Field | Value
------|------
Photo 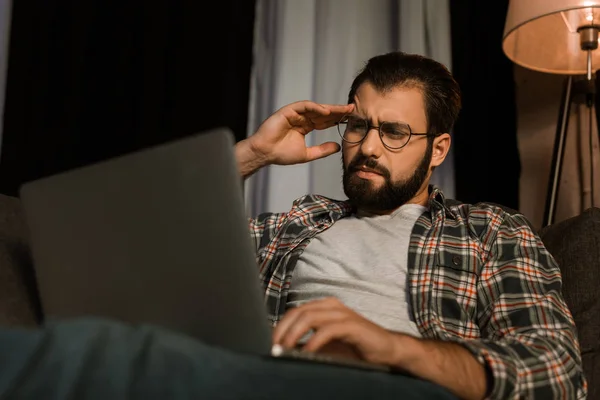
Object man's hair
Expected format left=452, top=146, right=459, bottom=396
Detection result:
left=347, top=51, right=461, bottom=135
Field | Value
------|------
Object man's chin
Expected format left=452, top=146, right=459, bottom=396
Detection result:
left=345, top=181, right=382, bottom=203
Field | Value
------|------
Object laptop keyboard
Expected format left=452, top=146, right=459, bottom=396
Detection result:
left=270, top=344, right=392, bottom=373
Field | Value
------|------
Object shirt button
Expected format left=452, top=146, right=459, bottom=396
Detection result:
left=452, top=255, right=462, bottom=266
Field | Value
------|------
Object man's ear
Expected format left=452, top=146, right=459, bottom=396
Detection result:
left=430, top=133, right=451, bottom=168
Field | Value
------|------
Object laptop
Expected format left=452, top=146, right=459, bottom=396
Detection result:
left=19, top=128, right=391, bottom=373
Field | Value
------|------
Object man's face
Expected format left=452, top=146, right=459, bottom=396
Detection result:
left=342, top=83, right=437, bottom=213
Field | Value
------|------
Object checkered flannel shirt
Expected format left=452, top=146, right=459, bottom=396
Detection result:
left=248, top=186, right=587, bottom=399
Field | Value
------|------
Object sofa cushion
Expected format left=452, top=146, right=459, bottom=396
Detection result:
left=539, top=207, right=600, bottom=400
left=0, top=194, right=41, bottom=327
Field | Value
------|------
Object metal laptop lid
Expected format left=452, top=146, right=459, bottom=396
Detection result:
left=19, top=128, right=272, bottom=355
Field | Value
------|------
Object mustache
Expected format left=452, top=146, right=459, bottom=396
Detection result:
left=347, top=154, right=390, bottom=179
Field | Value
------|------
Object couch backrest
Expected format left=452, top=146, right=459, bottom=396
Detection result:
left=539, top=207, right=600, bottom=400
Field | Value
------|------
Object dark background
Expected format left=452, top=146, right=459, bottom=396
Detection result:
left=0, top=0, right=520, bottom=210
left=450, top=0, right=520, bottom=210
left=0, top=0, right=256, bottom=196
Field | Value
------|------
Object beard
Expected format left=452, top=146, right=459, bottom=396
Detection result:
left=342, top=143, right=433, bottom=212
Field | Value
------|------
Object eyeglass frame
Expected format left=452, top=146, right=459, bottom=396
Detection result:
left=335, top=114, right=442, bottom=150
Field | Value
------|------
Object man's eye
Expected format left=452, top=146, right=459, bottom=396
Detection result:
left=347, top=119, right=366, bottom=130
left=383, top=124, right=410, bottom=136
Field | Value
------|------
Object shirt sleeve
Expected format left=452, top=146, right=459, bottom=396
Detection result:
left=248, top=212, right=288, bottom=253
left=458, top=213, right=587, bottom=400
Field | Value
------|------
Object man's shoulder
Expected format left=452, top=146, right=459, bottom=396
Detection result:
left=443, top=198, right=536, bottom=232
left=445, top=198, right=520, bottom=216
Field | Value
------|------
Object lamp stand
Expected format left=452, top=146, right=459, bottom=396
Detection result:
left=543, top=26, right=600, bottom=227
left=543, top=74, right=600, bottom=227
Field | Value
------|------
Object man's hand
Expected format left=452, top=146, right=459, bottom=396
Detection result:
left=273, top=297, right=487, bottom=400
left=272, top=297, right=401, bottom=366
left=250, top=101, right=354, bottom=165
left=236, top=101, right=354, bottom=178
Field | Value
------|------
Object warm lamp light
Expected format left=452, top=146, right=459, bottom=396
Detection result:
left=503, top=1, right=600, bottom=76
left=503, top=0, right=600, bottom=226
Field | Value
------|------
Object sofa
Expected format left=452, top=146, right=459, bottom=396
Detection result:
left=0, top=193, right=598, bottom=398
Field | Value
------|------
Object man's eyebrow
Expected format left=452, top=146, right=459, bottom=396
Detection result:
left=347, top=114, right=410, bottom=126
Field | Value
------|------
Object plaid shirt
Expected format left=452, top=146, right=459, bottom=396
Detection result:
left=249, top=186, right=587, bottom=400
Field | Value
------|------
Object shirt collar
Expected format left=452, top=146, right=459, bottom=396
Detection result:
left=427, top=185, right=458, bottom=221
left=328, top=184, right=457, bottom=222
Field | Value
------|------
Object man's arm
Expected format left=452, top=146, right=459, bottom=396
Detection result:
left=453, top=212, right=586, bottom=399
left=238, top=101, right=354, bottom=249
left=388, top=335, right=488, bottom=400
left=273, top=211, right=587, bottom=400
left=390, top=211, right=587, bottom=400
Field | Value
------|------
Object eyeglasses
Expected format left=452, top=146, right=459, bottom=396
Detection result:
left=335, top=115, right=441, bottom=150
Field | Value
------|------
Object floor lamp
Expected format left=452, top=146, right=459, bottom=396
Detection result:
left=503, top=0, right=600, bottom=227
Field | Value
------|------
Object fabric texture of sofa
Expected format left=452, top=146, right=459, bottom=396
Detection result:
left=540, top=207, right=600, bottom=400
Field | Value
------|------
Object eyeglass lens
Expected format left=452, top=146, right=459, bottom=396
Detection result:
left=338, top=116, right=411, bottom=149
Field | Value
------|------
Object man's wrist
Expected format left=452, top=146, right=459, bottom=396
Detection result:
left=389, top=332, right=423, bottom=371
left=235, top=139, right=270, bottom=178
left=245, top=137, right=271, bottom=166
left=389, top=334, right=488, bottom=400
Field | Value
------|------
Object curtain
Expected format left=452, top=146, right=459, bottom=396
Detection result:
left=246, top=0, right=454, bottom=215
left=0, top=0, right=11, bottom=159
left=449, top=0, right=520, bottom=210
left=0, top=0, right=256, bottom=196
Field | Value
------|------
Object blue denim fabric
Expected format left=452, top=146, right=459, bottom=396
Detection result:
left=0, top=318, right=457, bottom=399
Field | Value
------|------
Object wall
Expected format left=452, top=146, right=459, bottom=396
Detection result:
left=515, top=65, right=600, bottom=230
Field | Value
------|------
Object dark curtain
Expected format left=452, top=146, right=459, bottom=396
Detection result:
left=449, top=0, right=520, bottom=210
left=0, top=0, right=256, bottom=197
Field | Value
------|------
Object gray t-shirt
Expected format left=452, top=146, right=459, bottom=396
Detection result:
left=286, top=203, right=426, bottom=338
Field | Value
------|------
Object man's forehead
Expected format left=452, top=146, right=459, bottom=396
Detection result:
left=353, top=83, right=424, bottom=102
left=352, top=84, right=425, bottom=122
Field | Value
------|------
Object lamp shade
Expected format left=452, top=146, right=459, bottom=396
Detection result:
left=503, top=0, right=600, bottom=74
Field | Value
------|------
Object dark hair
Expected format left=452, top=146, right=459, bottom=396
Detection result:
left=347, top=51, right=461, bottom=135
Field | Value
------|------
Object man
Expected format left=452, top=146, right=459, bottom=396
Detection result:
left=235, top=51, right=587, bottom=399
left=0, top=51, right=586, bottom=400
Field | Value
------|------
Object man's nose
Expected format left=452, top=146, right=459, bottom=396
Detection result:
left=359, top=127, right=384, bottom=158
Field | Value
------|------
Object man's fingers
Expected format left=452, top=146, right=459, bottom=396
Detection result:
left=287, top=114, right=315, bottom=133
left=303, top=322, right=353, bottom=353
left=312, top=115, right=347, bottom=130
left=287, top=112, right=339, bottom=133
left=321, top=103, right=355, bottom=115
left=292, top=101, right=353, bottom=115
left=285, top=101, right=330, bottom=117
left=273, top=298, right=345, bottom=345
left=283, top=102, right=353, bottom=135
left=278, top=309, right=348, bottom=349
left=305, top=142, right=340, bottom=161
left=287, top=102, right=353, bottom=120
left=307, top=104, right=354, bottom=125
